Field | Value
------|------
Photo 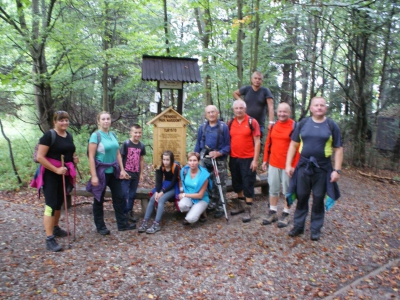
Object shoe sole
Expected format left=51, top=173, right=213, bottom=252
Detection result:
left=289, top=231, right=304, bottom=237
left=262, top=218, right=277, bottom=225
left=277, top=223, right=289, bottom=228
left=230, top=210, right=245, bottom=216
left=47, top=247, right=63, bottom=252
left=242, top=218, right=251, bottom=223
left=146, top=229, right=161, bottom=234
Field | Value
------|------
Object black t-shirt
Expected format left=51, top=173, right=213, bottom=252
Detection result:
left=39, top=130, right=75, bottom=162
left=239, top=86, right=274, bottom=127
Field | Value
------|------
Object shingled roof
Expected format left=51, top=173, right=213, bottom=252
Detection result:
left=142, top=55, right=201, bottom=83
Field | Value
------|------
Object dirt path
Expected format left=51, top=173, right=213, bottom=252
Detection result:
left=1, top=169, right=399, bottom=299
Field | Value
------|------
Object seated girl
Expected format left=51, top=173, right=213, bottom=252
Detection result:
left=138, top=150, right=180, bottom=234
left=178, top=152, right=212, bottom=224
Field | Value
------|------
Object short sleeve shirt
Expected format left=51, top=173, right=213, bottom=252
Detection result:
left=120, top=140, right=146, bottom=178
left=39, top=130, right=75, bottom=162
left=89, top=131, right=119, bottom=173
left=291, top=117, right=342, bottom=160
left=229, top=114, right=261, bottom=158
left=239, top=86, right=273, bottom=127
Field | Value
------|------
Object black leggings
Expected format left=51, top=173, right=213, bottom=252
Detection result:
left=43, top=170, right=64, bottom=215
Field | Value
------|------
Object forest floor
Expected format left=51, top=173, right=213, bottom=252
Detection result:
left=0, top=166, right=399, bottom=299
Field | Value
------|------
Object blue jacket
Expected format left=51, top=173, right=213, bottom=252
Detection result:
left=195, top=121, right=230, bottom=158
left=180, top=165, right=212, bottom=203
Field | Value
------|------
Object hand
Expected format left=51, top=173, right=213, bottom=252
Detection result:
left=250, top=160, right=258, bottom=172
left=120, top=170, right=129, bottom=180
left=261, top=162, right=267, bottom=171
left=267, top=123, right=273, bottom=130
left=91, top=176, right=99, bottom=187
left=209, top=151, right=219, bottom=159
left=155, top=192, right=163, bottom=202
left=73, top=155, right=79, bottom=165
left=139, top=174, right=144, bottom=182
left=285, top=166, right=294, bottom=178
left=55, top=166, right=68, bottom=175
left=330, top=171, right=340, bottom=182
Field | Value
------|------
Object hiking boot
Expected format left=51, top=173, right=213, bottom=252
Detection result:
left=97, top=227, right=110, bottom=235
left=126, top=211, right=138, bottom=222
left=311, top=231, right=321, bottom=241
left=230, top=198, right=245, bottom=216
left=118, top=223, right=136, bottom=231
left=206, top=203, right=216, bottom=212
left=46, top=236, right=63, bottom=252
left=242, top=201, right=252, bottom=223
left=214, top=210, right=224, bottom=219
left=289, top=227, right=304, bottom=237
left=262, top=210, right=278, bottom=225
left=53, top=226, right=69, bottom=237
left=138, top=220, right=149, bottom=233
left=277, top=212, right=290, bottom=228
left=146, top=222, right=161, bottom=234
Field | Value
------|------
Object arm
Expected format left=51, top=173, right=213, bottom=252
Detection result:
left=267, top=97, right=274, bottom=130
left=163, top=166, right=180, bottom=193
left=194, top=127, right=202, bottom=153
left=117, top=150, right=129, bottom=179
left=179, top=179, right=209, bottom=200
left=251, top=136, right=261, bottom=172
left=36, top=145, right=67, bottom=175
left=139, top=156, right=144, bottom=182
left=262, top=130, right=272, bottom=171
left=285, top=140, right=299, bottom=177
left=330, top=147, right=343, bottom=182
left=233, top=89, right=242, bottom=100
left=88, top=143, right=99, bottom=186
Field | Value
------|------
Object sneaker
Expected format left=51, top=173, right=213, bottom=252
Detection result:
left=46, top=236, right=63, bottom=252
left=126, top=211, right=138, bottom=222
left=138, top=220, right=149, bottom=233
left=97, top=227, right=111, bottom=235
left=118, top=223, right=136, bottom=231
left=146, top=222, right=161, bottom=234
left=311, top=231, right=321, bottom=241
left=262, top=210, right=277, bottom=225
left=53, top=226, right=69, bottom=237
left=277, top=212, right=290, bottom=228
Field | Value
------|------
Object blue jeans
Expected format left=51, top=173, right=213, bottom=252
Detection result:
left=121, top=177, right=139, bottom=214
left=144, top=189, right=175, bottom=223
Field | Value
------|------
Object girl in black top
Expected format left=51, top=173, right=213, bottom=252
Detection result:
left=138, top=150, right=180, bottom=234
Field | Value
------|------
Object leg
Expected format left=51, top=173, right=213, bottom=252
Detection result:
left=229, top=158, right=246, bottom=215
left=107, top=174, right=134, bottom=230
left=178, top=197, right=193, bottom=213
left=241, top=158, right=256, bottom=223
left=144, top=193, right=157, bottom=221
left=154, top=189, right=175, bottom=223
left=310, top=169, right=328, bottom=236
left=214, top=159, right=228, bottom=218
left=127, top=177, right=139, bottom=213
left=263, top=165, right=280, bottom=225
left=120, top=179, right=130, bottom=214
left=289, top=167, right=311, bottom=236
left=185, top=200, right=208, bottom=223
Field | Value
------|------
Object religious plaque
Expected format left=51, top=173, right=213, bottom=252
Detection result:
left=147, top=107, right=190, bottom=168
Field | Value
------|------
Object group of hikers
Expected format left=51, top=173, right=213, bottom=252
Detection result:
left=31, top=71, right=343, bottom=252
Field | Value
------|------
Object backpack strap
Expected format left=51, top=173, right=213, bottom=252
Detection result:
left=49, top=129, right=57, bottom=147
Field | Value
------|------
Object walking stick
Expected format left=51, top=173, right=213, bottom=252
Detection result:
left=209, top=156, right=229, bottom=222
left=61, top=155, right=71, bottom=248
left=73, top=178, right=77, bottom=241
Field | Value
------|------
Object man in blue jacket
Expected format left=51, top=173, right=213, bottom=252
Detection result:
left=195, top=105, right=230, bottom=218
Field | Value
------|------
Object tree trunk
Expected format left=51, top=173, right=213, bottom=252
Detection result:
left=0, top=119, right=22, bottom=184
left=236, top=0, right=244, bottom=88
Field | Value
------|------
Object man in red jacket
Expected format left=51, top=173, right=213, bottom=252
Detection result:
left=262, top=102, right=299, bottom=228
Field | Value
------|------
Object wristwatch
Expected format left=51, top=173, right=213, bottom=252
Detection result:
left=333, top=169, right=341, bottom=174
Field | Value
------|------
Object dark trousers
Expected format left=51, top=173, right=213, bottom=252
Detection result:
left=293, top=166, right=327, bottom=233
left=93, top=173, right=127, bottom=230
left=202, top=157, right=227, bottom=210
left=229, top=157, right=256, bottom=198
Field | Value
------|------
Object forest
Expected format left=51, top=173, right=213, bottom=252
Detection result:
left=0, top=0, right=399, bottom=189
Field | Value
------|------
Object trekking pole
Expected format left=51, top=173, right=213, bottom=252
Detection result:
left=61, top=155, right=71, bottom=248
left=209, top=156, right=229, bottom=222
left=73, top=178, right=77, bottom=241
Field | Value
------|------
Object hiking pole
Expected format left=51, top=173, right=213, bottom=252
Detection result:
left=209, top=155, right=229, bottom=222
left=73, top=178, right=77, bottom=241
left=61, top=155, right=71, bottom=248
